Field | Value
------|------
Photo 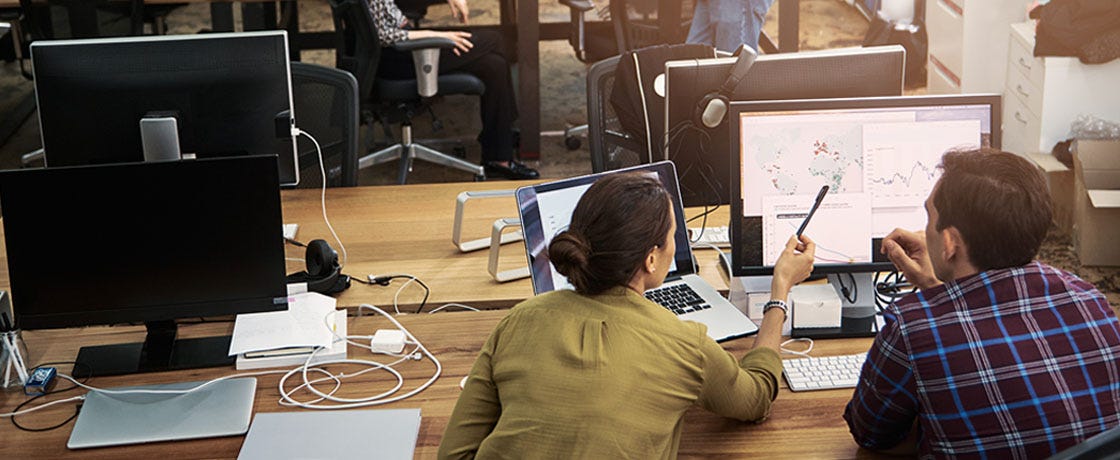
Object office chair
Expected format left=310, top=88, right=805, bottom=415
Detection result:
left=1048, top=425, right=1120, bottom=460
left=328, top=0, right=486, bottom=184
left=291, top=62, right=360, bottom=188
left=586, top=55, right=645, bottom=172
left=558, top=0, right=695, bottom=151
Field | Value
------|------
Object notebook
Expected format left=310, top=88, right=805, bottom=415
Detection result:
left=237, top=408, right=422, bottom=460
left=516, top=161, right=759, bottom=342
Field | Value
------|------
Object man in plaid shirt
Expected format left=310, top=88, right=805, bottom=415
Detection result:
left=844, top=149, right=1120, bottom=458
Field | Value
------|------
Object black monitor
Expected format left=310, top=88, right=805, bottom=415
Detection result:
left=664, top=45, right=906, bottom=206
left=729, top=94, right=1001, bottom=278
left=30, top=31, right=300, bottom=186
left=0, top=155, right=289, bottom=377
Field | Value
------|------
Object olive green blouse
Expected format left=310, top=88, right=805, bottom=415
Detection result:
left=437, top=287, right=783, bottom=459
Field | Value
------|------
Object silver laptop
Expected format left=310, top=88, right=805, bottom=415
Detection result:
left=68, top=377, right=257, bottom=449
left=516, top=161, right=759, bottom=342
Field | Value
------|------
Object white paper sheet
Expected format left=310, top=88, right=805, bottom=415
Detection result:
left=228, top=292, right=338, bottom=356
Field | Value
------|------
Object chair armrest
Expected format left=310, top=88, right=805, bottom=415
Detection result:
left=559, top=0, right=594, bottom=13
left=391, top=37, right=456, bottom=52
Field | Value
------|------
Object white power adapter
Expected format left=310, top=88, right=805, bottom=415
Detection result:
left=370, top=329, right=406, bottom=353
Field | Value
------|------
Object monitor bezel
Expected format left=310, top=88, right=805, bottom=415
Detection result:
left=728, top=93, right=1002, bottom=277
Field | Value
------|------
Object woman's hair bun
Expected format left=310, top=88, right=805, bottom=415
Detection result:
left=548, top=230, right=592, bottom=281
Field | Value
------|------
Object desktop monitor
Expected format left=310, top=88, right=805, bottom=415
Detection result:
left=729, top=94, right=1001, bottom=278
left=30, top=31, right=300, bottom=186
left=663, top=45, right=906, bottom=206
left=0, top=155, right=289, bottom=377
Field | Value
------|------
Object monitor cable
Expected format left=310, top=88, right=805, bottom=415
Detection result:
left=294, top=128, right=348, bottom=269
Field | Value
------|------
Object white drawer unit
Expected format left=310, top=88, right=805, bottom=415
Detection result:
left=1002, top=22, right=1120, bottom=156
left=925, top=0, right=1031, bottom=94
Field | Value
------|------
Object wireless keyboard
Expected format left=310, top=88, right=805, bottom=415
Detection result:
left=689, top=225, right=730, bottom=248
left=782, top=352, right=867, bottom=391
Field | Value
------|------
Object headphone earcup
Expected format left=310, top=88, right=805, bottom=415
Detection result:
left=305, top=239, right=338, bottom=279
left=698, top=94, right=729, bottom=129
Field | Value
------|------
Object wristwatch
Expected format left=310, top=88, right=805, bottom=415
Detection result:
left=763, top=299, right=788, bottom=317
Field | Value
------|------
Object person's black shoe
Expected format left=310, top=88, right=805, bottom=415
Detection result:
left=484, top=160, right=540, bottom=180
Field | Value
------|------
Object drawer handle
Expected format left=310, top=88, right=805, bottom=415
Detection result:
left=1014, top=111, right=1029, bottom=124
left=1018, top=56, right=1032, bottom=71
left=1015, top=84, right=1030, bottom=98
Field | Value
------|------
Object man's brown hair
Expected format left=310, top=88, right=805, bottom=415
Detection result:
left=933, top=149, right=1052, bottom=271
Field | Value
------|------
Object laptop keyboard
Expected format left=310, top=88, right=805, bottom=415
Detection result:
left=645, top=283, right=712, bottom=315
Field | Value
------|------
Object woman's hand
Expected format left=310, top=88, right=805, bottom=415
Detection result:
left=771, top=235, right=816, bottom=299
left=408, top=30, right=473, bottom=56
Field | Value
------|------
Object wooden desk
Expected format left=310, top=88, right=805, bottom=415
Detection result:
left=0, top=309, right=883, bottom=458
left=276, top=181, right=732, bottom=310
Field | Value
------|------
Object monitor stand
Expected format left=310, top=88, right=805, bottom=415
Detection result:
left=791, top=273, right=881, bottom=339
left=73, top=320, right=234, bottom=378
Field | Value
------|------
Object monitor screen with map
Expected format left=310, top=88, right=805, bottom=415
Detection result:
left=729, top=94, right=1000, bottom=276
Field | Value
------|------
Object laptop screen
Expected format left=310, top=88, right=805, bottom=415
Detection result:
left=516, top=161, right=694, bottom=294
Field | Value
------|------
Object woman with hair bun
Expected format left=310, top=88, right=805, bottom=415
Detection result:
left=439, top=172, right=816, bottom=459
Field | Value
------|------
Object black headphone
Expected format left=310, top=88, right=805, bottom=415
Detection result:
left=287, top=239, right=351, bottom=295
left=694, top=45, right=759, bottom=129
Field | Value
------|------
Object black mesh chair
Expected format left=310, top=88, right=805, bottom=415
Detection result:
left=291, top=62, right=360, bottom=188
left=328, top=0, right=486, bottom=184
left=586, top=55, right=645, bottom=172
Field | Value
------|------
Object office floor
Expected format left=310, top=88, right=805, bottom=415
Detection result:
left=0, top=0, right=1117, bottom=305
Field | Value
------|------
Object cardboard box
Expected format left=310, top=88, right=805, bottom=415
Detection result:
left=1072, top=140, right=1120, bottom=266
left=1027, top=153, right=1075, bottom=236
left=789, top=284, right=842, bottom=329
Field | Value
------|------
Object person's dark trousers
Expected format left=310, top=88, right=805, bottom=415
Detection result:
left=378, top=29, right=518, bottom=163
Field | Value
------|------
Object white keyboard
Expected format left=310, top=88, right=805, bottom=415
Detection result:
left=782, top=353, right=867, bottom=392
left=689, top=225, right=730, bottom=248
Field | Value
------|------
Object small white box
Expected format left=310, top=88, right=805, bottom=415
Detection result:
left=371, top=329, right=407, bottom=354
left=790, top=284, right=843, bottom=329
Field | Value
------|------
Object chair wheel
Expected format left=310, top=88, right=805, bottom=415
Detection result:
left=564, top=136, right=581, bottom=150
left=474, top=174, right=486, bottom=182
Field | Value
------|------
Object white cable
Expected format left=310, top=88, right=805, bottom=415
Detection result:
left=780, top=338, right=815, bottom=357
left=275, top=304, right=441, bottom=409
left=428, top=303, right=480, bottom=314
left=393, top=276, right=419, bottom=315
left=689, top=242, right=724, bottom=253
left=295, top=129, right=348, bottom=268
left=59, top=369, right=295, bottom=395
left=0, top=395, right=85, bottom=418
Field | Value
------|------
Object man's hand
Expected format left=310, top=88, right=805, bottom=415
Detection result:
left=771, top=235, right=816, bottom=299
left=881, top=228, right=940, bottom=290
left=408, top=30, right=473, bottom=55
left=447, top=0, right=469, bottom=23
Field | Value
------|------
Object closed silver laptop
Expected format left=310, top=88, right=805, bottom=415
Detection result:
left=68, top=377, right=257, bottom=449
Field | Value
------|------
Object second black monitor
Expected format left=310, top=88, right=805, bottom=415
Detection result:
left=31, top=31, right=299, bottom=186
left=664, top=45, right=906, bottom=206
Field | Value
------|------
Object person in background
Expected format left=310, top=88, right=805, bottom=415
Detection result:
left=438, top=172, right=816, bottom=458
left=366, top=0, right=539, bottom=180
left=687, top=0, right=774, bottom=53
left=844, top=148, right=1120, bottom=457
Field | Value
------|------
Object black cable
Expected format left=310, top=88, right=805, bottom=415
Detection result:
left=284, top=237, right=306, bottom=247
left=350, top=275, right=431, bottom=314
left=10, top=362, right=91, bottom=432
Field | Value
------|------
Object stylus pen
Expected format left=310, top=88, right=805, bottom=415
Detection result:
left=795, top=185, right=830, bottom=237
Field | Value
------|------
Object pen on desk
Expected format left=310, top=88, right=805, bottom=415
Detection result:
left=795, top=185, right=830, bottom=237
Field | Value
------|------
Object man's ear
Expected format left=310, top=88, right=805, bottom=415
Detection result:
left=941, top=226, right=966, bottom=264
